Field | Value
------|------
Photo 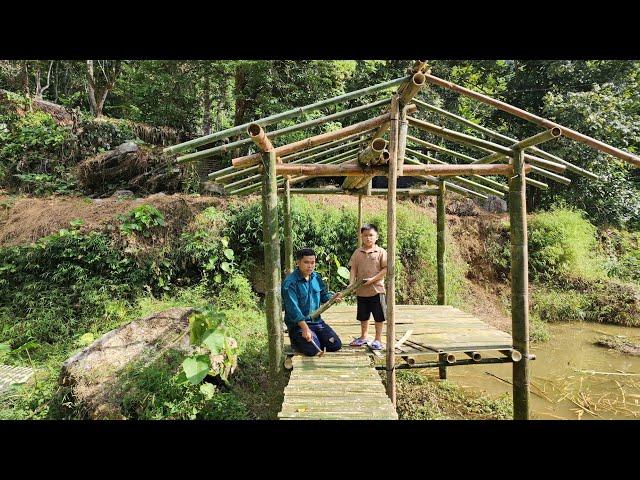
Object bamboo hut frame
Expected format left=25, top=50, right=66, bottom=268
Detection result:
left=166, top=61, right=640, bottom=421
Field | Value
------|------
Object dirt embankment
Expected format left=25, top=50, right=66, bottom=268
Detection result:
left=0, top=193, right=227, bottom=247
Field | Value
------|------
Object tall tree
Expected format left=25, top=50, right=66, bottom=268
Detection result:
left=86, top=60, right=122, bottom=117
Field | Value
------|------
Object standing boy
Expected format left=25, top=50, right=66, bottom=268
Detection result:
left=348, top=224, right=388, bottom=350
left=281, top=248, right=343, bottom=356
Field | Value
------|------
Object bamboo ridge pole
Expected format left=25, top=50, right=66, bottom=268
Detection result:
left=180, top=98, right=389, bottom=164
left=309, top=279, right=366, bottom=319
left=232, top=113, right=393, bottom=169
left=166, top=75, right=410, bottom=154
left=423, top=73, right=640, bottom=168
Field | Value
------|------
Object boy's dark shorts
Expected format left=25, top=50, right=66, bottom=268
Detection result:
left=356, top=294, right=386, bottom=322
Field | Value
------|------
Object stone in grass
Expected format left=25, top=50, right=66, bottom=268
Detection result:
left=59, top=308, right=237, bottom=421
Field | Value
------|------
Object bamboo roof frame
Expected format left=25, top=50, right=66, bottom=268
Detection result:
left=169, top=61, right=640, bottom=200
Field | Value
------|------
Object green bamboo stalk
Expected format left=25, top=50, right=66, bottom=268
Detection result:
left=437, top=181, right=446, bottom=306
left=529, top=165, right=571, bottom=185
left=166, top=76, right=410, bottom=154
left=177, top=98, right=389, bottom=163
left=283, top=178, right=293, bottom=275
left=509, top=146, right=530, bottom=420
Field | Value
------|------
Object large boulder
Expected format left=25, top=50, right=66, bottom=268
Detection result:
left=59, top=307, right=195, bottom=419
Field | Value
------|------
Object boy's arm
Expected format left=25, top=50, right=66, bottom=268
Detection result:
left=364, top=249, right=388, bottom=286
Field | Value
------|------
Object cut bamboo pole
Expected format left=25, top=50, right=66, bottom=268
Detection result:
left=424, top=73, right=640, bottom=168
left=283, top=178, right=293, bottom=275
left=232, top=113, right=394, bottom=169
left=509, top=146, right=531, bottom=420
left=248, top=123, right=274, bottom=152
left=279, top=132, right=367, bottom=163
left=529, top=165, right=572, bottom=185
left=403, top=163, right=524, bottom=176
left=309, top=279, right=365, bottom=320
left=397, top=104, right=410, bottom=175
left=437, top=181, right=446, bottom=305
left=465, top=351, right=482, bottom=362
left=167, top=75, right=409, bottom=154
left=357, top=194, right=363, bottom=248
left=408, top=117, right=513, bottom=155
left=399, top=72, right=426, bottom=106
left=261, top=150, right=283, bottom=378
left=358, top=138, right=388, bottom=166
left=500, top=349, right=523, bottom=362
left=386, top=94, right=399, bottom=407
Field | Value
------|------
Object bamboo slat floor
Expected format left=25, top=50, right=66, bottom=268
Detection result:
left=278, top=350, right=398, bottom=420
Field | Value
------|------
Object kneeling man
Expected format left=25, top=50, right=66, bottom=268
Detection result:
left=282, top=248, right=343, bottom=356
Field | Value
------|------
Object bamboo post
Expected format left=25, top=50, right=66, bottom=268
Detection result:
left=283, top=178, right=293, bottom=275
left=357, top=194, right=363, bottom=248
left=509, top=146, right=530, bottom=420
left=261, top=151, right=283, bottom=378
left=386, top=95, right=400, bottom=407
left=437, top=181, right=446, bottom=306
left=438, top=353, right=447, bottom=379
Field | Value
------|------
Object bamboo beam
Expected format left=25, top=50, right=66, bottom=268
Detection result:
left=386, top=94, right=399, bottom=407
left=261, top=150, right=283, bottom=378
left=248, top=123, right=274, bottom=152
left=166, top=75, right=410, bottom=154
left=424, top=73, right=640, bottom=168
left=403, top=164, right=526, bottom=176
left=399, top=72, right=427, bottom=106
left=283, top=178, right=293, bottom=275
left=277, top=187, right=441, bottom=196
left=408, top=117, right=513, bottom=156
left=397, top=104, right=410, bottom=175
left=509, top=146, right=530, bottom=420
left=179, top=99, right=389, bottom=164
left=232, top=112, right=395, bottom=169
left=437, top=181, right=446, bottom=306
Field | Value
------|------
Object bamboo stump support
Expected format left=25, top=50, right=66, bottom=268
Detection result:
left=509, top=147, right=530, bottom=420
left=386, top=95, right=401, bottom=407
left=437, top=181, right=446, bottom=305
left=261, top=150, right=284, bottom=378
left=438, top=353, right=447, bottom=379
left=283, top=178, right=293, bottom=275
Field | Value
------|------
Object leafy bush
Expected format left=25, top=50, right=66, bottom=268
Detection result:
left=531, top=287, right=588, bottom=322
left=600, top=228, right=640, bottom=284
left=118, top=204, right=166, bottom=237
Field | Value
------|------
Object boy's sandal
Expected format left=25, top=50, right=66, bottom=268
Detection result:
left=349, top=337, right=368, bottom=347
left=369, top=340, right=384, bottom=350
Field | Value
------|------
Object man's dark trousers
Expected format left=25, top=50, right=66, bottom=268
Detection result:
left=289, top=320, right=342, bottom=356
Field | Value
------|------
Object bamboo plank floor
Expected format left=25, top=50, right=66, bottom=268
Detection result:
left=278, top=350, right=398, bottom=420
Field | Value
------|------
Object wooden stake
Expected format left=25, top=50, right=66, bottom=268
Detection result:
left=261, top=149, right=283, bottom=378
left=283, top=178, right=293, bottom=275
left=437, top=181, right=446, bottom=306
left=386, top=95, right=400, bottom=407
left=509, top=146, right=530, bottom=420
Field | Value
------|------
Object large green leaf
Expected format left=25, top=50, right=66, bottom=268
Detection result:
left=202, top=328, right=226, bottom=355
left=189, top=313, right=209, bottom=345
left=220, top=262, right=232, bottom=273
left=182, top=355, right=211, bottom=385
left=223, top=248, right=234, bottom=260
left=199, top=382, right=217, bottom=399
left=337, top=266, right=350, bottom=280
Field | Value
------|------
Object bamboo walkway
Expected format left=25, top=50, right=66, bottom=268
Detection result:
left=278, top=350, right=398, bottom=420
left=0, top=365, right=33, bottom=397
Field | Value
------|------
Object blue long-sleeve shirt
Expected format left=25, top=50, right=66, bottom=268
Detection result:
left=281, top=268, right=333, bottom=330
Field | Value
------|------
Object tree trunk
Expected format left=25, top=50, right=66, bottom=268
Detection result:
left=202, top=75, right=211, bottom=135
left=86, top=60, right=98, bottom=116
left=233, top=64, right=248, bottom=157
left=21, top=60, right=29, bottom=96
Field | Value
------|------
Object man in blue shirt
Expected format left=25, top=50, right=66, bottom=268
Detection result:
left=281, top=248, right=343, bottom=356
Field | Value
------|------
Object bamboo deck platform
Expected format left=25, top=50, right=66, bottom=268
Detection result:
left=278, top=350, right=398, bottom=420
left=285, top=305, right=513, bottom=361
left=0, top=365, right=34, bottom=397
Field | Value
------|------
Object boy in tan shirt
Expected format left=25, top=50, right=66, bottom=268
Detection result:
left=347, top=224, right=388, bottom=350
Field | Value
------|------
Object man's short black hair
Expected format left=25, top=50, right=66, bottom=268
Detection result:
left=295, top=248, right=316, bottom=260
left=360, top=224, right=378, bottom=234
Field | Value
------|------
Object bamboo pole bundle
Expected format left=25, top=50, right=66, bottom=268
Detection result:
left=232, top=113, right=394, bottom=169
left=309, top=279, right=366, bottom=319
left=405, top=149, right=506, bottom=197
left=166, top=75, right=409, bottom=154
left=386, top=94, right=400, bottom=407
left=278, top=132, right=368, bottom=163
left=274, top=163, right=386, bottom=177
left=424, top=73, right=640, bottom=168
left=358, top=138, right=388, bottom=166
left=408, top=117, right=513, bottom=155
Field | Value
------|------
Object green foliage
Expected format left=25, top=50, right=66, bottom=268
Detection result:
left=529, top=315, right=550, bottom=343
left=531, top=287, right=588, bottom=322
left=118, top=204, right=166, bottom=237
left=600, top=228, right=640, bottom=284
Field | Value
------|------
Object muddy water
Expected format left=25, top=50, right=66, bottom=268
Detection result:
left=441, top=322, right=640, bottom=419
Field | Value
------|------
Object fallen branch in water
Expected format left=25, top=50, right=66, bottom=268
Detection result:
left=573, top=369, right=640, bottom=377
